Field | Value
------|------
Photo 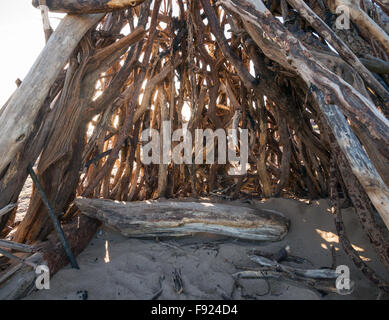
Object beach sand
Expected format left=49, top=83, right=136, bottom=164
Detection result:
left=24, top=198, right=389, bottom=300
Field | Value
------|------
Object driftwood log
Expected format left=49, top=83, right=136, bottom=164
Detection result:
left=233, top=270, right=340, bottom=295
left=0, top=204, right=17, bottom=219
left=234, top=249, right=341, bottom=296
left=32, top=0, right=146, bottom=13
left=75, top=198, right=290, bottom=241
left=218, top=0, right=389, bottom=231
left=0, top=253, right=44, bottom=300
left=0, top=13, right=103, bottom=178
left=0, top=0, right=388, bottom=296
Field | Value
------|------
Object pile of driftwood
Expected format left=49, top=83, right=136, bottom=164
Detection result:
left=0, top=0, right=389, bottom=296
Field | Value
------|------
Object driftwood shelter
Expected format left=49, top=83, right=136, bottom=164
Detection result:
left=0, top=0, right=389, bottom=299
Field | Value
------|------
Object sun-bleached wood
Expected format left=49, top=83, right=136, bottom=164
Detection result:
left=32, top=0, right=146, bottom=13
left=0, top=13, right=104, bottom=176
left=75, top=198, right=290, bottom=241
left=219, top=0, right=389, bottom=231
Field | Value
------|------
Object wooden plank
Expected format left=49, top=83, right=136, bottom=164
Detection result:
left=75, top=198, right=290, bottom=241
left=0, top=13, right=104, bottom=176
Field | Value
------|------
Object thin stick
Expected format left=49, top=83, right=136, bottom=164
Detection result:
left=0, top=240, right=34, bottom=253
left=0, top=203, right=17, bottom=218
left=27, top=164, right=79, bottom=269
left=0, top=248, right=37, bottom=269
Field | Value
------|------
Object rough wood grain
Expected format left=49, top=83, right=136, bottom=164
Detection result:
left=0, top=204, right=17, bottom=219
left=0, top=253, right=43, bottom=300
left=233, top=270, right=339, bottom=295
left=75, top=198, right=290, bottom=241
left=249, top=255, right=338, bottom=279
left=219, top=0, right=389, bottom=231
left=32, top=0, right=146, bottom=13
left=0, top=13, right=104, bottom=177
left=0, top=240, right=34, bottom=253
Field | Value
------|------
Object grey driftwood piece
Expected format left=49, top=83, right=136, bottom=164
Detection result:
left=232, top=270, right=339, bottom=295
left=0, top=204, right=17, bottom=218
left=75, top=198, right=290, bottom=241
left=249, top=255, right=338, bottom=279
left=0, top=253, right=44, bottom=300
left=0, top=13, right=104, bottom=176
left=0, top=240, right=34, bottom=253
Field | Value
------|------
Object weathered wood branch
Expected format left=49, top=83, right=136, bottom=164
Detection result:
left=219, top=0, right=389, bottom=230
left=0, top=204, right=17, bottom=219
left=0, top=13, right=104, bottom=177
left=0, top=240, right=34, bottom=253
left=75, top=198, right=290, bottom=241
left=32, top=0, right=146, bottom=13
left=0, top=253, right=44, bottom=300
left=233, top=270, right=339, bottom=295
left=316, top=90, right=389, bottom=230
left=286, top=0, right=389, bottom=106
left=249, top=255, right=338, bottom=279
left=328, top=0, right=389, bottom=55
left=360, top=56, right=389, bottom=75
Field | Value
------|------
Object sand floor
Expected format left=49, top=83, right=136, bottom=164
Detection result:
left=24, top=198, right=389, bottom=300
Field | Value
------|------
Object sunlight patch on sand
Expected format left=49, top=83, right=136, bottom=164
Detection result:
left=104, top=240, right=110, bottom=263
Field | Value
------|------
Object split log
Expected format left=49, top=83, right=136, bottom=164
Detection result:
left=32, top=0, right=146, bottom=13
left=0, top=13, right=104, bottom=177
left=75, top=198, right=290, bottom=241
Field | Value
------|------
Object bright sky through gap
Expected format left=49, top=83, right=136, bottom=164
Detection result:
left=0, top=2, right=64, bottom=107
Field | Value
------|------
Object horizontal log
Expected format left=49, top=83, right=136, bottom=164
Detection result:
left=32, top=0, right=146, bottom=13
left=75, top=198, right=290, bottom=241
